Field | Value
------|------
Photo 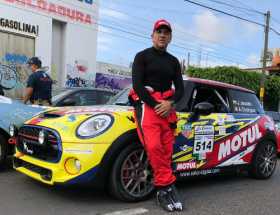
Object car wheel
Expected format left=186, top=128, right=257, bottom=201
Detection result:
left=249, top=141, right=277, bottom=179
left=109, top=142, right=154, bottom=202
left=0, top=134, right=8, bottom=167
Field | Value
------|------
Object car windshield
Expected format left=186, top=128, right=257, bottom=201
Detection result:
left=229, top=89, right=264, bottom=114
left=51, top=89, right=72, bottom=103
left=107, top=88, right=130, bottom=105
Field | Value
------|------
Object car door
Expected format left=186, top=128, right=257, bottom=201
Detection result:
left=210, top=89, right=265, bottom=168
left=173, top=84, right=231, bottom=176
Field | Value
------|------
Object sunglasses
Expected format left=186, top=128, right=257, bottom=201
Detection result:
left=155, top=28, right=171, bottom=35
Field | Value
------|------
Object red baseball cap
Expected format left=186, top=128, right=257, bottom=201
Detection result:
left=153, top=19, right=172, bottom=32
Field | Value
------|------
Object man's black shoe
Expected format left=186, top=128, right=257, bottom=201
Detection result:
left=156, top=190, right=175, bottom=212
left=167, top=185, right=183, bottom=211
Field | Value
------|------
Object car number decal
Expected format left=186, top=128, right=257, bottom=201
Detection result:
left=193, top=135, right=214, bottom=154
left=194, top=125, right=214, bottom=154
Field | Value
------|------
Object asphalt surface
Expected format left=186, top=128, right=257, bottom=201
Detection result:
left=0, top=161, right=280, bottom=215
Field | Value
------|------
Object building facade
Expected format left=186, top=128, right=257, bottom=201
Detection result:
left=95, top=61, right=131, bottom=92
left=0, top=0, right=99, bottom=99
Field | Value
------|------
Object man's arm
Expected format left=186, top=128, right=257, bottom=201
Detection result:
left=23, top=74, right=35, bottom=104
left=132, top=52, right=158, bottom=108
left=23, top=87, right=33, bottom=104
left=155, top=59, right=184, bottom=117
left=170, top=59, right=184, bottom=103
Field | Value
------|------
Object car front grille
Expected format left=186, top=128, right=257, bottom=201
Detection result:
left=17, top=126, right=62, bottom=163
left=14, top=158, right=52, bottom=181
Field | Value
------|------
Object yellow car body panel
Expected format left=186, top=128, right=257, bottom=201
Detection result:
left=14, top=105, right=137, bottom=185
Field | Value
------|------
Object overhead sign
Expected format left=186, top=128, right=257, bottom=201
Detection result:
left=4, top=0, right=93, bottom=25
left=0, top=18, right=39, bottom=36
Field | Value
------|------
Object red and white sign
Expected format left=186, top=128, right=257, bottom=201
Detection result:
left=4, top=0, right=93, bottom=24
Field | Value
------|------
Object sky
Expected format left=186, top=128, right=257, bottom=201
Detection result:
left=95, top=0, right=280, bottom=69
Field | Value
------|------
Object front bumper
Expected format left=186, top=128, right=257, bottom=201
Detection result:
left=13, top=143, right=110, bottom=185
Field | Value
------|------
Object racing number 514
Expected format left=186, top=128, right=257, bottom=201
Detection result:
left=194, top=135, right=214, bottom=154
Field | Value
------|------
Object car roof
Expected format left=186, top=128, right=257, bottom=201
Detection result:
left=185, top=77, right=254, bottom=94
left=57, top=87, right=115, bottom=94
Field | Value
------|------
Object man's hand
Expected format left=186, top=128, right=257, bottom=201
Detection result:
left=154, top=100, right=173, bottom=118
left=23, top=87, right=33, bottom=104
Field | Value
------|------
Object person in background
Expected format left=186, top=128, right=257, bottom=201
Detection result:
left=0, top=85, right=4, bottom=96
left=23, top=57, right=52, bottom=106
left=130, top=19, right=184, bottom=212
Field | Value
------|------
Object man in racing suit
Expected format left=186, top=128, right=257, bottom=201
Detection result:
left=131, top=19, right=184, bottom=212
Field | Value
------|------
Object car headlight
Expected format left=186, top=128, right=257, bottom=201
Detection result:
left=9, top=125, right=17, bottom=137
left=38, top=130, right=45, bottom=145
left=76, top=114, right=114, bottom=138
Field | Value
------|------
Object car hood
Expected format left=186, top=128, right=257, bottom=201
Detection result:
left=25, top=105, right=136, bottom=143
left=38, top=105, right=134, bottom=117
left=0, top=96, right=48, bottom=133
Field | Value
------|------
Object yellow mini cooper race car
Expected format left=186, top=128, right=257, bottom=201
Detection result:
left=10, top=78, right=279, bottom=202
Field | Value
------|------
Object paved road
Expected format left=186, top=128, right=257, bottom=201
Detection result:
left=1, top=161, right=280, bottom=215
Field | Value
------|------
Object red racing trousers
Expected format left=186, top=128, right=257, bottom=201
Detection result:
left=131, top=89, right=177, bottom=187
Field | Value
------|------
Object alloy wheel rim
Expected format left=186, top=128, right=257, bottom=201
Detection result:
left=258, top=144, right=277, bottom=177
left=120, top=149, right=154, bottom=198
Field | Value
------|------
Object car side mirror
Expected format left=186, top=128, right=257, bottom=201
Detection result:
left=60, top=98, right=76, bottom=106
left=194, top=102, right=214, bottom=116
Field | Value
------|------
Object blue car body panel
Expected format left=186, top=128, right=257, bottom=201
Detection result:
left=0, top=96, right=46, bottom=134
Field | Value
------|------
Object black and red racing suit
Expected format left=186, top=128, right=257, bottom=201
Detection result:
left=131, top=47, right=184, bottom=187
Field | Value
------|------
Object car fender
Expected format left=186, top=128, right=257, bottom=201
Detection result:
left=91, top=129, right=139, bottom=189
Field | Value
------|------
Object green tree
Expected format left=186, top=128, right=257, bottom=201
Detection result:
left=186, top=66, right=280, bottom=111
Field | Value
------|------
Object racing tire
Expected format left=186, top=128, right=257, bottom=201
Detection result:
left=109, top=142, right=154, bottom=202
left=249, top=141, right=277, bottom=179
left=0, top=134, right=8, bottom=167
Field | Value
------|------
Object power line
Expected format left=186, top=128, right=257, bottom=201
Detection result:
left=184, top=0, right=280, bottom=37
left=184, top=0, right=265, bottom=27
left=30, top=0, right=256, bottom=62
left=99, top=3, right=253, bottom=60
left=272, top=17, right=280, bottom=26
left=204, top=0, right=264, bottom=16
left=99, top=22, right=251, bottom=66
left=100, top=17, right=249, bottom=63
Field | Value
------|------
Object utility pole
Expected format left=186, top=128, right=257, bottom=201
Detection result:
left=187, top=52, right=190, bottom=68
left=197, top=46, right=202, bottom=67
left=260, top=11, right=270, bottom=106
left=205, top=52, right=209, bottom=67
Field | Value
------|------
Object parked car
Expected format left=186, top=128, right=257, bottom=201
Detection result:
left=52, top=88, right=115, bottom=107
left=265, top=111, right=280, bottom=153
left=0, top=96, right=46, bottom=167
left=0, top=88, right=115, bottom=167
left=11, top=77, right=278, bottom=202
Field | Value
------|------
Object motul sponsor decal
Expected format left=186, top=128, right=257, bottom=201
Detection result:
left=218, top=124, right=262, bottom=161
left=176, top=161, right=196, bottom=171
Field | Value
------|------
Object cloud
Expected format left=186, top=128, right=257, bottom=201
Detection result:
left=192, top=11, right=232, bottom=43
left=98, top=43, right=110, bottom=52
left=99, top=8, right=129, bottom=20
left=241, top=22, right=260, bottom=37
left=247, top=53, right=260, bottom=66
left=97, top=26, right=114, bottom=52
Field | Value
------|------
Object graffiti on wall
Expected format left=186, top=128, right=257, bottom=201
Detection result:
left=95, top=73, right=131, bottom=91
left=0, top=64, right=17, bottom=89
left=65, top=60, right=94, bottom=87
left=0, top=53, right=31, bottom=98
